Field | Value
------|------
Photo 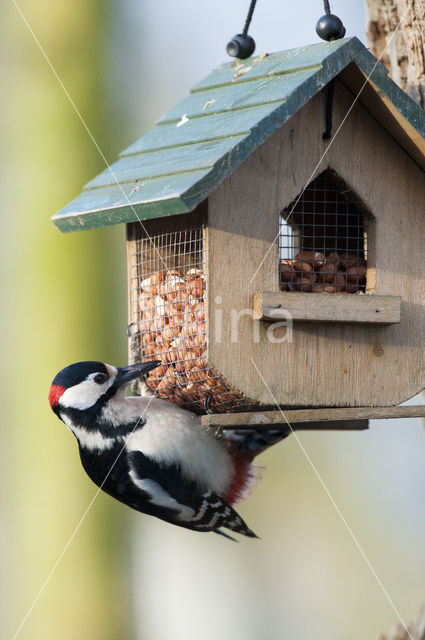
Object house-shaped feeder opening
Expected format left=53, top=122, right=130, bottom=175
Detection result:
left=279, top=170, right=372, bottom=294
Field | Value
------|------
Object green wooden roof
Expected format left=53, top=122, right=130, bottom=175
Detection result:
left=53, top=37, right=425, bottom=232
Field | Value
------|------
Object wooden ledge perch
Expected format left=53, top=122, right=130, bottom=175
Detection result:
left=201, top=406, right=425, bottom=431
left=254, top=291, right=401, bottom=324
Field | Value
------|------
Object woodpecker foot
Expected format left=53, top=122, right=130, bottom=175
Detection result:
left=204, top=394, right=215, bottom=415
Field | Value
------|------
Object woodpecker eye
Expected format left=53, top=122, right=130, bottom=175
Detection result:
left=93, top=373, right=108, bottom=385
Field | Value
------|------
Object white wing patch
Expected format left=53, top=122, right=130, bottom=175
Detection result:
left=129, top=470, right=195, bottom=520
left=125, top=396, right=233, bottom=495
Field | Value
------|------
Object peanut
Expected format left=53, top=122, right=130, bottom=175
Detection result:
left=162, top=325, right=181, bottom=341
left=142, top=331, right=157, bottom=346
left=312, top=283, right=335, bottom=293
left=294, top=250, right=325, bottom=266
left=326, top=252, right=340, bottom=264
left=347, top=264, right=367, bottom=282
left=339, top=254, right=365, bottom=268
left=280, top=262, right=296, bottom=282
left=347, top=283, right=359, bottom=293
left=333, top=272, right=347, bottom=292
left=293, top=260, right=313, bottom=273
left=294, top=275, right=315, bottom=292
left=319, top=262, right=335, bottom=282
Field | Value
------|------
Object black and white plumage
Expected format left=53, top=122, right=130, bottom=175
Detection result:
left=49, top=361, right=289, bottom=539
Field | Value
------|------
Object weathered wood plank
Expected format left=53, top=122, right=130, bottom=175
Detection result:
left=120, top=103, right=284, bottom=156
left=191, top=39, right=355, bottom=92
left=202, top=406, right=425, bottom=430
left=254, top=291, right=401, bottom=324
left=157, top=70, right=318, bottom=123
left=55, top=170, right=211, bottom=213
left=52, top=169, right=212, bottom=232
left=52, top=196, right=189, bottom=233
left=84, top=137, right=247, bottom=189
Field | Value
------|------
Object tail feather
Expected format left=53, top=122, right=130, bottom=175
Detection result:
left=214, top=528, right=238, bottom=542
left=223, top=427, right=291, bottom=457
left=184, top=490, right=258, bottom=539
left=223, top=428, right=291, bottom=507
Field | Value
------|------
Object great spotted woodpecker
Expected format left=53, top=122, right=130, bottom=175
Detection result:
left=49, top=361, right=289, bottom=539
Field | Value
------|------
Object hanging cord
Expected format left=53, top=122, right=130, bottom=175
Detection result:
left=226, top=0, right=258, bottom=58
left=322, top=79, right=335, bottom=140
left=317, top=0, right=345, bottom=139
left=242, top=0, right=258, bottom=37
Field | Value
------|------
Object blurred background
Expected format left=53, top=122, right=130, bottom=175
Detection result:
left=1, top=1, right=424, bottom=639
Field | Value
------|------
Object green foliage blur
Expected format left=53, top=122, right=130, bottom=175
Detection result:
left=0, top=2, right=132, bottom=639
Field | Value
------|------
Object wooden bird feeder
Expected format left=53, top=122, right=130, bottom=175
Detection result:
left=53, top=37, right=425, bottom=431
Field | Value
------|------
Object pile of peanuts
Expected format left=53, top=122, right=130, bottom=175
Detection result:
left=280, top=250, right=367, bottom=293
left=137, top=268, right=243, bottom=411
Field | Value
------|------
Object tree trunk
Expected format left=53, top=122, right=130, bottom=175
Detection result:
left=366, top=0, right=425, bottom=108
left=367, top=7, right=425, bottom=634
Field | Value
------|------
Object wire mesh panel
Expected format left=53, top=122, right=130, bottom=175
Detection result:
left=127, top=210, right=256, bottom=414
left=279, top=171, right=368, bottom=294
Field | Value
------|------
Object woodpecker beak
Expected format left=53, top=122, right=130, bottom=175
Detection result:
left=115, top=361, right=162, bottom=388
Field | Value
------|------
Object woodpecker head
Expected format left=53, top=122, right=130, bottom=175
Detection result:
left=49, top=360, right=161, bottom=433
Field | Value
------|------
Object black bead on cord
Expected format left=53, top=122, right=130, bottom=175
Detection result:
left=316, top=1, right=346, bottom=41
left=225, top=0, right=346, bottom=139
left=226, top=0, right=257, bottom=59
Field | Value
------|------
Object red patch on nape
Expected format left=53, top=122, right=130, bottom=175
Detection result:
left=225, top=448, right=259, bottom=506
left=49, top=384, right=65, bottom=408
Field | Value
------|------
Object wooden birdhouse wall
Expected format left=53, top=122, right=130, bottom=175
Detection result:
left=207, top=79, right=425, bottom=408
